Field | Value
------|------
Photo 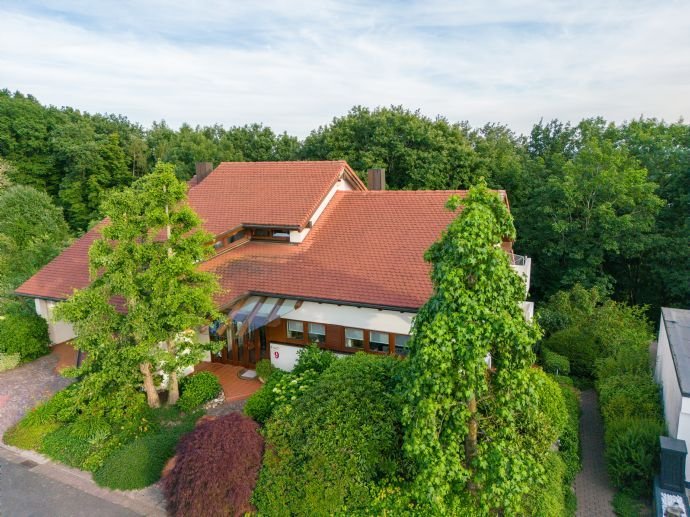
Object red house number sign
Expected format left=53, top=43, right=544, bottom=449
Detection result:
left=274, top=351, right=279, bottom=359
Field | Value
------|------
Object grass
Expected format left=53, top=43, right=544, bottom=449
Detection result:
left=3, top=420, right=60, bottom=450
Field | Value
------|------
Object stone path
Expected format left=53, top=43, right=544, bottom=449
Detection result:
left=574, top=389, right=615, bottom=516
left=0, top=353, right=73, bottom=435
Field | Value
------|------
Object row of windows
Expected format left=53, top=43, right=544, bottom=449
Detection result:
left=286, top=319, right=411, bottom=356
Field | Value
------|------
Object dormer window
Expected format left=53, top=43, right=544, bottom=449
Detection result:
left=252, top=228, right=291, bottom=242
left=213, top=241, right=223, bottom=250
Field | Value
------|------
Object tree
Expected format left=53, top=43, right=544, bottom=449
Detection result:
left=0, top=158, right=13, bottom=191
left=85, top=162, right=221, bottom=406
left=401, top=183, right=562, bottom=514
left=514, top=132, right=663, bottom=299
left=301, top=105, right=481, bottom=189
left=0, top=185, right=71, bottom=295
left=55, top=163, right=220, bottom=408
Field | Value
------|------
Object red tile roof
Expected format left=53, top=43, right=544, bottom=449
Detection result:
left=16, top=223, right=102, bottom=300
left=187, top=161, right=364, bottom=234
left=16, top=161, right=507, bottom=310
left=200, top=190, right=477, bottom=310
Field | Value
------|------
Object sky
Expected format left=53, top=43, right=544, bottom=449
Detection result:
left=1, top=1, right=689, bottom=137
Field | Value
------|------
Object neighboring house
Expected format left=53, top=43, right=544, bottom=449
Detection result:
left=16, top=161, right=532, bottom=371
left=655, top=307, right=690, bottom=487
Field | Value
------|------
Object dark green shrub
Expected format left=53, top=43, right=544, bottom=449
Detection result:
left=605, top=418, right=663, bottom=497
left=94, top=421, right=196, bottom=490
left=527, top=452, right=567, bottom=517
left=612, top=491, right=646, bottom=517
left=255, top=358, right=275, bottom=381
left=595, top=344, right=649, bottom=381
left=293, top=343, right=336, bottom=374
left=557, top=380, right=581, bottom=485
left=598, top=374, right=661, bottom=423
left=244, top=370, right=286, bottom=424
left=543, top=326, right=600, bottom=378
left=253, top=353, right=403, bottom=515
left=178, top=371, right=222, bottom=412
left=0, top=300, right=50, bottom=361
left=542, top=347, right=571, bottom=376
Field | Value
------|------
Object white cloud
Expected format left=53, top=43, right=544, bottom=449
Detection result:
left=0, top=1, right=688, bottom=136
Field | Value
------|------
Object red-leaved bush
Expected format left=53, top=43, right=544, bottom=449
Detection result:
left=162, top=413, right=264, bottom=517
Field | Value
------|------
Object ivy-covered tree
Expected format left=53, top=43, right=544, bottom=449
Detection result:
left=401, top=183, right=563, bottom=514
left=57, top=163, right=221, bottom=407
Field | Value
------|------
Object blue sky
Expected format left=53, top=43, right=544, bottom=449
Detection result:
left=1, top=1, right=688, bottom=136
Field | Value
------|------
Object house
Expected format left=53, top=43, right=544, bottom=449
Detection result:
left=655, top=307, right=690, bottom=487
left=16, top=161, right=532, bottom=372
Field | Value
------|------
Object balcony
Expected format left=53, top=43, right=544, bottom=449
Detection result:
left=508, top=253, right=531, bottom=294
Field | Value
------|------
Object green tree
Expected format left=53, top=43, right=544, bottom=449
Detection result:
left=0, top=185, right=71, bottom=295
left=301, top=105, right=480, bottom=189
left=515, top=133, right=663, bottom=298
left=401, top=183, right=561, bottom=514
left=82, top=162, right=221, bottom=406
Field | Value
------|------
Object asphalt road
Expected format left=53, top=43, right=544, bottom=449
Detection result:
left=0, top=457, right=139, bottom=517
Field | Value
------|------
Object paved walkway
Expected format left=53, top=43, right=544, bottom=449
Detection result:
left=194, top=362, right=262, bottom=401
left=574, top=389, right=615, bottom=516
left=0, top=352, right=73, bottom=435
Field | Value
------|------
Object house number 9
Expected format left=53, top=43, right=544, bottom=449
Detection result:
left=274, top=351, right=279, bottom=359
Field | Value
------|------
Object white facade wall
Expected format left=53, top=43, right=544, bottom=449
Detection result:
left=656, top=319, right=682, bottom=437
left=34, top=298, right=76, bottom=344
left=282, top=302, right=414, bottom=335
left=655, top=313, right=690, bottom=484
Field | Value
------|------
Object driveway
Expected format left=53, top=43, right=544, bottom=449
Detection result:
left=0, top=352, right=73, bottom=435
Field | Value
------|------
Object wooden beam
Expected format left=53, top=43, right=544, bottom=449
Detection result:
left=238, top=296, right=267, bottom=338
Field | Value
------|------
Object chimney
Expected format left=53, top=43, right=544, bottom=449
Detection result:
left=194, top=162, right=214, bottom=184
left=367, top=168, right=386, bottom=190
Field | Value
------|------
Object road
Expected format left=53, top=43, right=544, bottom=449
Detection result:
left=0, top=456, right=139, bottom=517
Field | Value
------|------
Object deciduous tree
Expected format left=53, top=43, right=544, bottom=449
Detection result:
left=401, top=182, right=562, bottom=514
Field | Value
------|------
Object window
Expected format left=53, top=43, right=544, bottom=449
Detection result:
left=345, top=328, right=364, bottom=349
left=253, top=229, right=270, bottom=238
left=272, top=229, right=290, bottom=240
left=308, top=323, right=326, bottom=344
left=227, top=230, right=246, bottom=245
left=287, top=320, right=304, bottom=340
left=395, top=334, right=411, bottom=356
left=213, top=240, right=223, bottom=250
left=369, top=331, right=389, bottom=353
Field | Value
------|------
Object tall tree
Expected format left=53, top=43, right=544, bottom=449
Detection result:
left=401, top=183, right=562, bottom=514
left=301, top=105, right=481, bottom=189
left=86, top=162, right=221, bottom=406
left=514, top=131, right=663, bottom=299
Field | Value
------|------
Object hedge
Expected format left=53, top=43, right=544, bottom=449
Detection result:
left=542, top=347, right=571, bottom=376
left=253, top=353, right=403, bottom=515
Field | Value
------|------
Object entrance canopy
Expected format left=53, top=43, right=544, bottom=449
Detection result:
left=219, top=296, right=300, bottom=336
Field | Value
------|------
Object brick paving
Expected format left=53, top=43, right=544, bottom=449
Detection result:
left=0, top=351, right=73, bottom=435
left=574, top=389, right=615, bottom=516
left=194, top=362, right=262, bottom=401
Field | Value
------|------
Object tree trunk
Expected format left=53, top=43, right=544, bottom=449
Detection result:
left=168, top=369, right=180, bottom=405
left=140, top=362, right=160, bottom=408
left=465, top=394, right=478, bottom=493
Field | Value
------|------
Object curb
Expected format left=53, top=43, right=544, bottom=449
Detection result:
left=0, top=443, right=167, bottom=516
